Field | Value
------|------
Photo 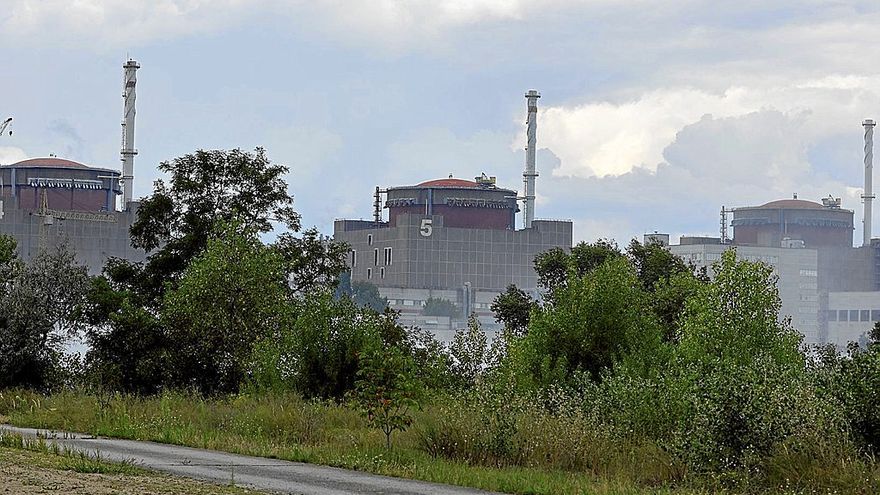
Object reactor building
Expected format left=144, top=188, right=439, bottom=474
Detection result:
left=0, top=60, right=146, bottom=273
left=334, top=91, right=572, bottom=335
left=670, top=119, right=880, bottom=347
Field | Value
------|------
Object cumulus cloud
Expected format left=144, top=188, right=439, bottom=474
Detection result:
left=0, top=0, right=562, bottom=49
left=530, top=76, right=880, bottom=182
left=0, top=147, right=27, bottom=165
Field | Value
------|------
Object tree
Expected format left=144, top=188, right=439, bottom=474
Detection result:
left=274, top=228, right=350, bottom=294
left=511, top=256, right=662, bottom=387
left=665, top=249, right=811, bottom=471
left=161, top=221, right=289, bottom=395
left=0, top=243, right=89, bottom=389
left=626, top=239, right=691, bottom=292
left=334, top=272, right=388, bottom=312
left=353, top=343, right=420, bottom=449
left=84, top=148, right=306, bottom=393
left=490, top=284, right=535, bottom=337
left=422, top=297, right=460, bottom=318
left=124, top=147, right=300, bottom=304
left=449, top=314, right=489, bottom=389
left=534, top=239, right=622, bottom=297
left=253, top=291, right=381, bottom=399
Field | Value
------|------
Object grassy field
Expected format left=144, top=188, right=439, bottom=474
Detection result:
left=0, top=430, right=259, bottom=494
left=1, top=389, right=872, bottom=495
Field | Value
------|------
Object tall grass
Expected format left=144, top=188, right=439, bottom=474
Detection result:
left=1, top=388, right=876, bottom=494
left=0, top=428, right=142, bottom=475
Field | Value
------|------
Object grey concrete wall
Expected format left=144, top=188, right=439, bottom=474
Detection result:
left=0, top=201, right=146, bottom=274
left=336, top=214, right=571, bottom=293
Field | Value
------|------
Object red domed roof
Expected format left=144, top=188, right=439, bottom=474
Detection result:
left=758, top=199, right=824, bottom=209
left=8, top=157, right=90, bottom=169
left=417, top=178, right=480, bottom=188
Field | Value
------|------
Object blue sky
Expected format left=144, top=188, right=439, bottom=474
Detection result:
left=2, top=1, right=880, bottom=245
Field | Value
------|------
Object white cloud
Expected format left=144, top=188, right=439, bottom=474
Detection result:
left=529, top=76, right=880, bottom=182
left=0, top=0, right=557, bottom=49
left=0, top=147, right=27, bottom=165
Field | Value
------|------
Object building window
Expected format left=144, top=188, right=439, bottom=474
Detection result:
left=839, top=310, right=848, bottom=322
left=380, top=267, right=385, bottom=279
left=374, top=248, right=379, bottom=266
left=350, top=249, right=357, bottom=268
left=367, top=268, right=372, bottom=279
left=872, top=310, right=880, bottom=322
left=368, top=234, right=373, bottom=246
left=861, top=310, right=870, bottom=322
left=384, top=247, right=393, bottom=266
left=849, top=310, right=859, bottom=322
left=827, top=310, right=837, bottom=322
left=799, top=269, right=817, bottom=277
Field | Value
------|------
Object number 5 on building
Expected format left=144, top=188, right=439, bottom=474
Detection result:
left=420, top=218, right=433, bottom=237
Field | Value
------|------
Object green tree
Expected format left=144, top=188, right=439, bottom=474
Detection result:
left=422, top=297, right=460, bottom=318
left=334, top=272, right=388, bottom=312
left=124, top=147, right=300, bottom=304
left=274, top=228, right=350, bottom=294
left=85, top=148, right=306, bottom=393
left=0, top=243, right=89, bottom=389
left=626, top=238, right=691, bottom=291
left=253, top=291, right=381, bottom=399
left=512, top=256, right=662, bottom=387
left=490, top=284, right=535, bottom=337
left=449, top=314, right=489, bottom=389
left=353, top=343, right=420, bottom=449
left=161, top=221, right=289, bottom=395
left=666, top=249, right=816, bottom=471
left=534, top=239, right=622, bottom=298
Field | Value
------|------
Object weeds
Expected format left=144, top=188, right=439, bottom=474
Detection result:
left=0, top=429, right=141, bottom=475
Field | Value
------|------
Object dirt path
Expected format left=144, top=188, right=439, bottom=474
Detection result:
left=0, top=447, right=256, bottom=494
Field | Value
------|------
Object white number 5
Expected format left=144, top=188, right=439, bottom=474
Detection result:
left=419, top=218, right=433, bottom=237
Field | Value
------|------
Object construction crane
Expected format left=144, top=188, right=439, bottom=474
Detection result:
left=0, top=117, right=12, bottom=136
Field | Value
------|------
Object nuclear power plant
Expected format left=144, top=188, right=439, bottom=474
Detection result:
left=335, top=91, right=572, bottom=334
left=0, top=60, right=146, bottom=273
left=668, top=118, right=880, bottom=347
left=5, top=58, right=880, bottom=348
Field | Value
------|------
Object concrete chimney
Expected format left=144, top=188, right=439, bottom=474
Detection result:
left=523, top=90, right=540, bottom=229
left=120, top=59, right=140, bottom=208
left=863, top=118, right=875, bottom=247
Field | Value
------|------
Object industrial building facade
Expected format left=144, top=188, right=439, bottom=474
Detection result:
left=0, top=157, right=145, bottom=273
left=335, top=176, right=572, bottom=333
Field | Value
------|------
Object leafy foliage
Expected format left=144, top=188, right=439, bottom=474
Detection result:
left=334, top=272, right=388, bottom=312
left=251, top=291, right=381, bottom=399
left=161, top=222, right=290, bottom=395
left=0, top=243, right=89, bottom=389
left=124, top=147, right=300, bottom=304
left=449, top=315, right=489, bottom=389
left=353, top=343, right=420, bottom=449
left=511, top=256, right=663, bottom=387
left=490, top=284, right=535, bottom=337
left=422, top=297, right=460, bottom=318
left=274, top=228, right=349, bottom=294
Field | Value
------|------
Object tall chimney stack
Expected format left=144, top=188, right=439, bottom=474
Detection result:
left=863, top=118, right=875, bottom=247
left=121, top=59, right=140, bottom=208
left=523, top=90, right=540, bottom=229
